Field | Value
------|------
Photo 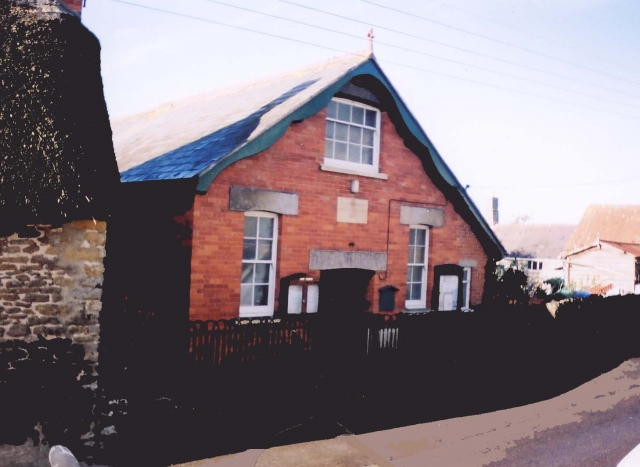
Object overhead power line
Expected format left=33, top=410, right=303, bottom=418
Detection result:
left=432, top=0, right=640, bottom=73
left=272, top=0, right=640, bottom=102
left=470, top=176, right=640, bottom=190
left=358, top=0, right=640, bottom=87
left=206, top=0, right=640, bottom=112
left=106, top=0, right=640, bottom=122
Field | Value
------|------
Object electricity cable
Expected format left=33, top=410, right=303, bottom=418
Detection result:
left=358, top=0, right=640, bottom=86
left=106, top=0, right=640, bottom=121
left=206, top=0, right=640, bottom=112
left=272, top=0, right=640, bottom=101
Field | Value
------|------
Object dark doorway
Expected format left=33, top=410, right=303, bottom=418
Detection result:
left=318, top=268, right=374, bottom=316
left=314, top=268, right=374, bottom=363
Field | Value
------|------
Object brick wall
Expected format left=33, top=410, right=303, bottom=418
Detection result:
left=0, top=220, right=105, bottom=364
left=190, top=107, right=488, bottom=320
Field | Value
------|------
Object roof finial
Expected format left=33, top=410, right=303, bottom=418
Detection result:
left=367, top=29, right=375, bottom=57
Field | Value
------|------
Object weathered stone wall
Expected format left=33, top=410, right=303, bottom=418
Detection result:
left=0, top=220, right=106, bottom=364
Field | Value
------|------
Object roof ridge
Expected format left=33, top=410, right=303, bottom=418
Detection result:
left=112, top=52, right=370, bottom=124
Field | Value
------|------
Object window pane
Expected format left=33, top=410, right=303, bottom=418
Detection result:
left=365, top=110, right=376, bottom=127
left=415, top=229, right=426, bottom=245
left=337, top=103, right=351, bottom=122
left=415, top=246, right=425, bottom=264
left=409, top=228, right=416, bottom=245
left=363, top=128, right=374, bottom=147
left=257, top=240, right=272, bottom=260
left=258, top=217, right=274, bottom=239
left=254, top=263, right=270, bottom=284
left=244, top=216, right=257, bottom=238
left=362, top=147, right=373, bottom=165
left=348, top=126, right=362, bottom=144
left=407, top=267, right=413, bottom=282
left=334, top=142, right=347, bottom=160
left=243, top=239, right=256, bottom=260
left=327, top=101, right=337, bottom=119
left=411, top=283, right=422, bottom=300
left=408, top=246, right=415, bottom=264
left=351, top=106, right=364, bottom=124
left=240, top=285, right=253, bottom=305
left=254, top=285, right=269, bottom=306
left=412, top=266, right=422, bottom=282
left=325, top=140, right=333, bottom=158
left=335, top=122, right=348, bottom=141
left=348, top=144, right=361, bottom=163
left=406, top=287, right=411, bottom=301
left=325, top=121, right=334, bottom=139
left=241, top=263, right=254, bottom=283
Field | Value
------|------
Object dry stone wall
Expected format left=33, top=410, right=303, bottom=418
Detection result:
left=0, top=220, right=106, bottom=364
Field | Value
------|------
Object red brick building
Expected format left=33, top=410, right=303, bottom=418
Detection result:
left=112, top=54, right=505, bottom=322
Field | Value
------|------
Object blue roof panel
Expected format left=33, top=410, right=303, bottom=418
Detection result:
left=120, top=79, right=318, bottom=182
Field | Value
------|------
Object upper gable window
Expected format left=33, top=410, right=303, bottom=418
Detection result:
left=325, top=98, right=380, bottom=173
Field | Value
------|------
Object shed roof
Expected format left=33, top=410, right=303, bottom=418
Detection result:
left=492, top=224, right=575, bottom=259
left=564, top=205, right=640, bottom=254
left=601, top=241, right=640, bottom=257
left=112, top=53, right=506, bottom=258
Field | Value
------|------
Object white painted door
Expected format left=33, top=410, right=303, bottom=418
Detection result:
left=439, top=275, right=459, bottom=311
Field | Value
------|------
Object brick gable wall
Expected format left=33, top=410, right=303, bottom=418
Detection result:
left=189, top=107, right=488, bottom=320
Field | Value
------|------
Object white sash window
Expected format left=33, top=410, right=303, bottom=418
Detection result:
left=240, top=212, right=278, bottom=317
left=325, top=98, right=380, bottom=173
left=405, top=226, right=429, bottom=309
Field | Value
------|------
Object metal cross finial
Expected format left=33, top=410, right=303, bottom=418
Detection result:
left=367, top=29, right=375, bottom=56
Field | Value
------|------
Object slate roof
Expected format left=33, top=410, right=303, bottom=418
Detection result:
left=564, top=205, right=640, bottom=255
left=492, top=224, right=575, bottom=259
left=112, top=53, right=506, bottom=258
left=113, top=54, right=367, bottom=179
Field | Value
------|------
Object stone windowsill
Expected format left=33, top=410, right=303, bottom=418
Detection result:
left=319, top=164, right=389, bottom=180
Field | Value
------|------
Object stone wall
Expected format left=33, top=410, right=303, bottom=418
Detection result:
left=0, top=220, right=106, bottom=364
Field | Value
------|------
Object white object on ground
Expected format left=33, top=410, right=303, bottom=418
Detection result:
left=618, top=442, right=640, bottom=467
left=49, top=445, right=80, bottom=467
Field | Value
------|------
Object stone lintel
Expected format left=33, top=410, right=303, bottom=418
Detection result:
left=400, top=205, right=444, bottom=227
left=229, top=186, right=298, bottom=215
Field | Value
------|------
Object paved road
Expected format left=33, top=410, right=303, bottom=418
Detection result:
left=178, top=358, right=640, bottom=467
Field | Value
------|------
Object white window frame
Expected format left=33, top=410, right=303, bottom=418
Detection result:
left=239, top=211, right=278, bottom=317
left=462, top=267, right=472, bottom=310
left=405, top=225, right=429, bottom=310
left=527, top=260, right=543, bottom=271
left=324, top=97, right=381, bottom=174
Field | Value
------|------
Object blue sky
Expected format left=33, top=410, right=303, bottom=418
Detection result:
left=82, top=0, right=640, bottom=225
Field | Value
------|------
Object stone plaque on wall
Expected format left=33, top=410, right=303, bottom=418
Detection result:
left=309, top=250, right=387, bottom=271
left=337, top=197, right=368, bottom=224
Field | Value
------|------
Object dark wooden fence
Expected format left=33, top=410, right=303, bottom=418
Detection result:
left=189, top=315, right=316, bottom=365
left=188, top=311, right=428, bottom=365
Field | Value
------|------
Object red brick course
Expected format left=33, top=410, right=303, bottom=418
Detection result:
left=189, top=107, right=488, bottom=321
